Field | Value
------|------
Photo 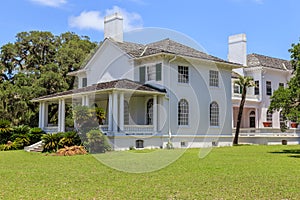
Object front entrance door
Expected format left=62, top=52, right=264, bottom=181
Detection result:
left=249, top=111, right=256, bottom=128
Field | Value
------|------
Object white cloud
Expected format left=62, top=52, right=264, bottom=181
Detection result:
left=30, top=0, right=67, bottom=7
left=69, top=11, right=104, bottom=31
left=68, top=6, right=143, bottom=32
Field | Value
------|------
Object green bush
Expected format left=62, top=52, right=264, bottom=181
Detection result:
left=85, top=129, right=111, bottom=153
left=0, top=119, right=13, bottom=144
left=58, top=131, right=81, bottom=148
left=42, top=133, right=61, bottom=153
left=0, top=141, right=21, bottom=151
left=29, top=127, right=44, bottom=144
left=42, top=131, right=82, bottom=153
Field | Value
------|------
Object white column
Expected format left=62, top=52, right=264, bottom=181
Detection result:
left=44, top=103, right=48, bottom=128
left=108, top=93, right=113, bottom=131
left=119, top=92, right=124, bottom=132
left=256, top=108, right=259, bottom=128
left=41, top=102, right=45, bottom=129
left=58, top=99, right=62, bottom=132
left=153, top=95, right=158, bottom=133
left=81, top=96, right=85, bottom=106
left=38, top=102, right=43, bottom=128
left=85, top=95, right=89, bottom=107
left=112, top=92, right=119, bottom=132
left=61, top=99, right=65, bottom=132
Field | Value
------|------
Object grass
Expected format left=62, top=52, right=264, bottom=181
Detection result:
left=1, top=145, right=300, bottom=199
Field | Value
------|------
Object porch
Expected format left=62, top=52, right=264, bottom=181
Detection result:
left=33, top=79, right=166, bottom=136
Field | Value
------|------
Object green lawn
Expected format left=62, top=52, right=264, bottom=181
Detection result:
left=1, top=145, right=300, bottom=199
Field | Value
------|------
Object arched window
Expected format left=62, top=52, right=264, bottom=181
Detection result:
left=136, top=140, right=144, bottom=148
left=266, top=110, right=273, bottom=122
left=146, top=99, right=153, bottom=125
left=210, top=102, right=219, bottom=126
left=124, top=100, right=129, bottom=125
left=178, top=99, right=189, bottom=125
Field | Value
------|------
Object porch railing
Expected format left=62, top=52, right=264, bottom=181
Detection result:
left=99, top=125, right=154, bottom=135
left=43, top=126, right=58, bottom=133
left=232, top=93, right=260, bottom=101
left=233, top=128, right=300, bottom=136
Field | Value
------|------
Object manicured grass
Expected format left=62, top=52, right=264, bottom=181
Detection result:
left=1, top=145, right=300, bottom=199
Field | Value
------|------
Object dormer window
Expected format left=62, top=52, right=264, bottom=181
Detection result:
left=82, top=78, right=87, bottom=87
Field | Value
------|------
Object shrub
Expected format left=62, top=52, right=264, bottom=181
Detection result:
left=42, top=133, right=61, bottom=153
left=56, top=145, right=87, bottom=156
left=58, top=131, right=81, bottom=148
left=85, top=129, right=111, bottom=153
left=0, top=119, right=13, bottom=144
left=0, top=141, right=21, bottom=151
left=29, top=127, right=45, bottom=144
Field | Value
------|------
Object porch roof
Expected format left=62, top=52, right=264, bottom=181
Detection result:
left=32, top=79, right=166, bottom=102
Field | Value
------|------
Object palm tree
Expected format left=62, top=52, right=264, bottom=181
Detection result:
left=233, top=75, right=255, bottom=145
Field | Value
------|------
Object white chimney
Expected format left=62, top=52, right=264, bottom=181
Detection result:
left=104, top=13, right=123, bottom=42
left=228, top=33, right=247, bottom=66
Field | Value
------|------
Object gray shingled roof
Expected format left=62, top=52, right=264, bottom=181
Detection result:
left=33, top=79, right=166, bottom=101
left=113, top=38, right=238, bottom=65
left=247, top=53, right=292, bottom=70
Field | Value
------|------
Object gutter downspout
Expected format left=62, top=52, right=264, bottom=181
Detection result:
left=168, top=55, right=177, bottom=140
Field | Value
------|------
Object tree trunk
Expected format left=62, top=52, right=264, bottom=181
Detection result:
left=233, top=87, right=247, bottom=145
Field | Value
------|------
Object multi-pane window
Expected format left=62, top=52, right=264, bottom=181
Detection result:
left=139, top=63, right=162, bottom=83
left=178, top=66, right=189, bottom=83
left=146, top=99, right=153, bottom=125
left=266, top=81, right=272, bottom=96
left=209, top=70, right=219, bottom=87
left=178, top=99, right=189, bottom=126
left=254, top=80, right=259, bottom=95
left=210, top=102, right=219, bottom=126
left=266, top=110, right=273, bottom=122
left=82, top=77, right=87, bottom=87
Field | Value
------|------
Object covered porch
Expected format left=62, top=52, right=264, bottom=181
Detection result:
left=33, top=79, right=166, bottom=136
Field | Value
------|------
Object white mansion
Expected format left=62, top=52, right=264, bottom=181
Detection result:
left=32, top=13, right=300, bottom=150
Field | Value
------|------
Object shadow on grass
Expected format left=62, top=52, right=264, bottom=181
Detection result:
left=269, top=149, right=300, bottom=158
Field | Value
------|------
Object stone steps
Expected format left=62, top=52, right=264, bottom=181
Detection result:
left=24, top=141, right=43, bottom=152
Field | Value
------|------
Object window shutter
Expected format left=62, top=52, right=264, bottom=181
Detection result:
left=156, top=63, right=162, bottom=81
left=139, top=66, right=146, bottom=83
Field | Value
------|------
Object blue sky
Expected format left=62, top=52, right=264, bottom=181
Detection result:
left=0, top=0, right=299, bottom=60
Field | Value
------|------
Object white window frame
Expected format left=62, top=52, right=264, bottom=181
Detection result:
left=178, top=99, right=189, bottom=126
left=209, top=70, right=219, bottom=87
left=210, top=101, right=219, bottom=126
left=178, top=66, right=189, bottom=83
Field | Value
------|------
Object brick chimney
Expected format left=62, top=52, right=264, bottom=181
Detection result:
left=104, top=13, right=123, bottom=43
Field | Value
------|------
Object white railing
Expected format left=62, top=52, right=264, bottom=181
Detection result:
left=232, top=93, right=260, bottom=101
left=124, top=125, right=154, bottom=135
left=99, top=125, right=108, bottom=133
left=99, top=125, right=154, bottom=135
left=43, top=126, right=58, bottom=133
left=233, top=128, right=300, bottom=136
